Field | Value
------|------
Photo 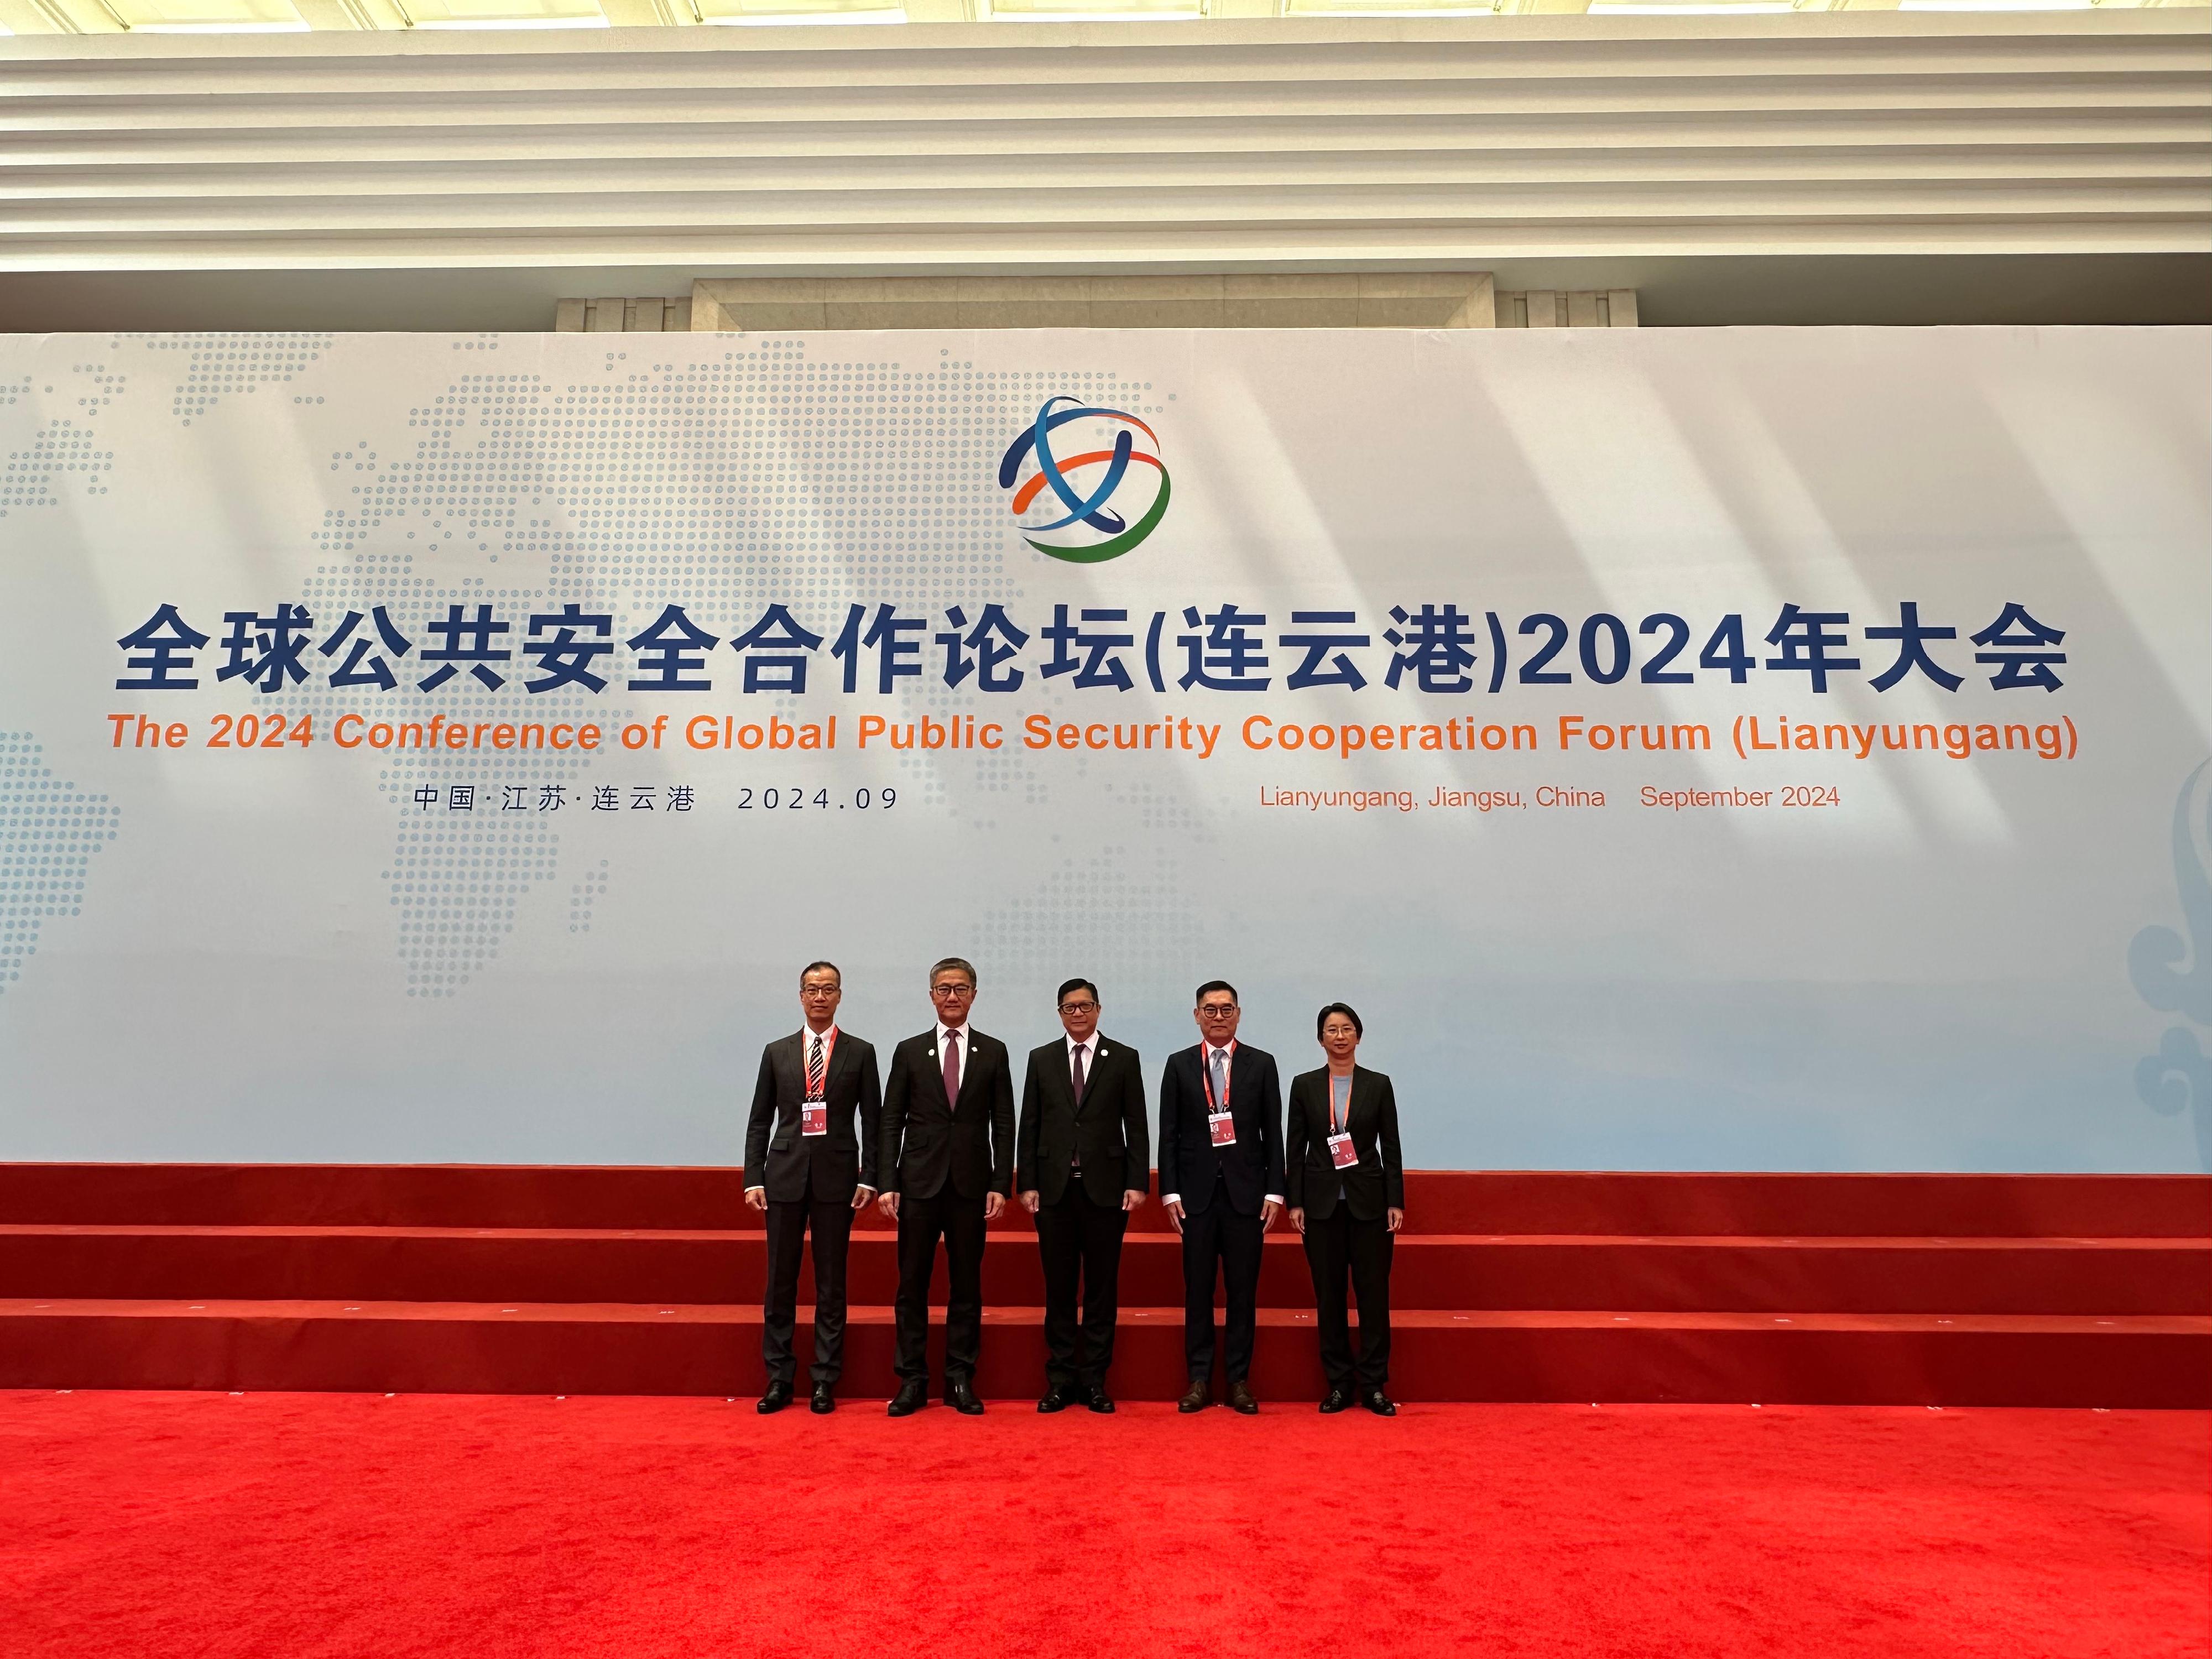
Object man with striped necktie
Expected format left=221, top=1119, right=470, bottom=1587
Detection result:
left=744, top=960, right=883, bottom=1415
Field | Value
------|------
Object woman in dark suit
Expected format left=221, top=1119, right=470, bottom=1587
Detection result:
left=1286, top=1001, right=1405, bottom=1416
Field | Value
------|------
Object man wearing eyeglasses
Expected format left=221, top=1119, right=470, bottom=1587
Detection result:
left=877, top=956, right=1016, bottom=1417
left=743, top=959, right=882, bottom=1416
left=1016, top=978, right=1149, bottom=1415
left=1159, top=979, right=1285, bottom=1414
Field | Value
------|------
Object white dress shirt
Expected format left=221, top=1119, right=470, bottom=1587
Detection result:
left=1162, top=1039, right=1283, bottom=1210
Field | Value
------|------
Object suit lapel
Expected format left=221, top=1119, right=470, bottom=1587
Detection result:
left=1070, top=1038, right=1114, bottom=1121
left=782, top=1034, right=808, bottom=1107
left=919, top=1030, right=947, bottom=1115
left=1343, top=1069, right=1371, bottom=1145
left=821, top=1030, right=855, bottom=1093
left=1066, top=1042, right=1087, bottom=1121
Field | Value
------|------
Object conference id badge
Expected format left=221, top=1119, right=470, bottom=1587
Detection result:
left=1209, top=1108, right=1236, bottom=1147
left=801, top=1104, right=828, bottom=1136
left=1327, top=1132, right=1357, bottom=1170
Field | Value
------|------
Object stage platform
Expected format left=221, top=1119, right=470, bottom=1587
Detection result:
left=1, top=1165, right=2205, bottom=1406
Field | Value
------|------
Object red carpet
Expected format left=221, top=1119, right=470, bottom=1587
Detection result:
left=1, top=1391, right=2203, bottom=1659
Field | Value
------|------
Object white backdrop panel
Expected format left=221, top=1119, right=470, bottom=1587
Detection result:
left=0, top=328, right=2206, bottom=1172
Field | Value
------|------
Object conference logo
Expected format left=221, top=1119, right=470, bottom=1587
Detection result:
left=997, top=396, right=1171, bottom=564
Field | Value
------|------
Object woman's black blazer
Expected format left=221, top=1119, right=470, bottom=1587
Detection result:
left=1285, top=1065, right=1405, bottom=1222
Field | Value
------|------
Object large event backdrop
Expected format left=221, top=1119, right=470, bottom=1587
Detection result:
left=0, top=327, right=2206, bottom=1175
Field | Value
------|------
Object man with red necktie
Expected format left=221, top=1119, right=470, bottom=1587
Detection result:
left=877, top=957, right=1016, bottom=1417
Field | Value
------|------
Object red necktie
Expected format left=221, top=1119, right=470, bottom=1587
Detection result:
left=942, top=1028, right=961, bottom=1110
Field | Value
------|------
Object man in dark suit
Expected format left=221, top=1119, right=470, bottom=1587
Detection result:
left=1017, top=977, right=1149, bottom=1415
left=877, top=956, right=1016, bottom=1417
left=743, top=959, right=883, bottom=1415
left=1158, top=979, right=1285, bottom=1415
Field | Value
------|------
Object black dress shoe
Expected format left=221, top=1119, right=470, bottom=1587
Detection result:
left=887, top=1379, right=927, bottom=1417
left=810, top=1384, right=835, bottom=1415
left=1084, top=1386, right=1115, bottom=1415
left=1228, top=1380, right=1259, bottom=1416
left=1362, top=1389, right=1398, bottom=1417
left=1177, top=1380, right=1210, bottom=1413
left=757, top=1381, right=794, bottom=1415
left=946, top=1379, right=985, bottom=1416
left=1037, top=1387, right=1070, bottom=1413
left=1319, top=1387, right=1353, bottom=1414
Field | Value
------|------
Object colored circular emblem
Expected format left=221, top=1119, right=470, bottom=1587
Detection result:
left=997, top=397, right=1171, bottom=564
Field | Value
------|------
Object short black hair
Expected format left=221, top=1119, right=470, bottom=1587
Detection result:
left=1057, top=978, right=1099, bottom=1006
left=930, top=956, right=978, bottom=988
left=1317, top=1001, right=1363, bottom=1040
left=799, top=960, right=841, bottom=988
left=1195, top=980, right=1239, bottom=1006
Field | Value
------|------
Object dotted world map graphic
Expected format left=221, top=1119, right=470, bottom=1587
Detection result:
left=0, top=336, right=1206, bottom=1003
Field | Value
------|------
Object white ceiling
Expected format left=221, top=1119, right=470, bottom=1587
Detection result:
left=0, top=13, right=2204, bottom=326
left=4, top=16, right=2206, bottom=266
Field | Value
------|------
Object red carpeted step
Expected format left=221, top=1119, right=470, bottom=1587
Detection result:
left=6, top=1224, right=2206, bottom=1316
left=7, top=1166, right=2206, bottom=1407
left=6, top=1165, right=2206, bottom=1237
left=1, top=1298, right=2204, bottom=1407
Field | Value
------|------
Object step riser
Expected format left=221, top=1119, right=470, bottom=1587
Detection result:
left=7, top=1234, right=2204, bottom=1316
left=7, top=1167, right=2205, bottom=1237
left=4, top=1312, right=2201, bottom=1408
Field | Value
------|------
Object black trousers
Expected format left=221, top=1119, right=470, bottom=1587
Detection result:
left=1302, top=1203, right=1394, bottom=1391
left=762, top=1185, right=855, bottom=1387
left=1035, top=1181, right=1129, bottom=1391
left=1182, top=1175, right=1265, bottom=1386
left=893, top=1185, right=988, bottom=1387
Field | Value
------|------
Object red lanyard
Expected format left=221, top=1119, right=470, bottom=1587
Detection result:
left=1328, top=1073, right=1353, bottom=1135
left=1201, top=1042, right=1235, bottom=1112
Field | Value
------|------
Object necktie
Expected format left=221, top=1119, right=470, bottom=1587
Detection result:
left=942, top=1028, right=961, bottom=1110
left=1071, top=1042, right=1088, bottom=1106
left=806, top=1035, right=825, bottom=1100
left=1210, top=1047, right=1228, bottom=1113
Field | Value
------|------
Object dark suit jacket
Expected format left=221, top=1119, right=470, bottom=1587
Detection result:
left=742, top=1029, right=883, bottom=1205
left=1285, top=1065, right=1406, bottom=1223
left=1157, top=1042, right=1285, bottom=1218
left=879, top=1026, right=1016, bottom=1203
left=1016, top=1035, right=1149, bottom=1207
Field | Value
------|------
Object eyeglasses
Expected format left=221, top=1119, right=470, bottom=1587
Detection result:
left=931, top=983, right=975, bottom=999
left=1197, top=1004, right=1238, bottom=1018
left=1321, top=1026, right=1359, bottom=1039
left=1058, top=1000, right=1098, bottom=1014
left=801, top=986, right=840, bottom=998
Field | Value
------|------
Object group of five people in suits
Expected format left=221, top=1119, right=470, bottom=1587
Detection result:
left=743, top=957, right=1405, bottom=1418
